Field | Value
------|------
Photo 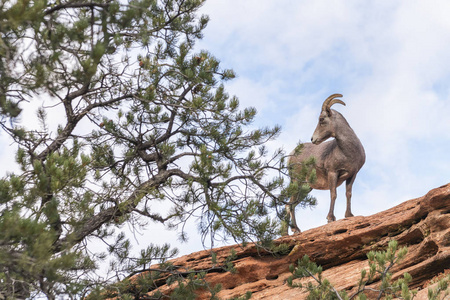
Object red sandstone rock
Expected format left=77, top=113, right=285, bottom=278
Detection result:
left=123, top=183, right=450, bottom=299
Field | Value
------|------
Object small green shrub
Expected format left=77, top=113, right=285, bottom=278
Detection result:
left=288, top=240, right=449, bottom=300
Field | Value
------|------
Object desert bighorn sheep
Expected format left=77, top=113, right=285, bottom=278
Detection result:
left=285, top=94, right=365, bottom=234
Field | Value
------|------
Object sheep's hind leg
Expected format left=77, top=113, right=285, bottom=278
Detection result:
left=345, top=175, right=356, bottom=218
left=285, top=199, right=301, bottom=235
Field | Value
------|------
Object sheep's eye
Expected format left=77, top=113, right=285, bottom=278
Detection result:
left=319, top=118, right=325, bottom=125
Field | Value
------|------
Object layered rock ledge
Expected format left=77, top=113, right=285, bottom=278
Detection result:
left=128, top=183, right=450, bottom=299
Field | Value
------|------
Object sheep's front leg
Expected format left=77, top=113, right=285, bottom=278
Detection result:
left=327, top=172, right=338, bottom=223
left=345, top=174, right=356, bottom=218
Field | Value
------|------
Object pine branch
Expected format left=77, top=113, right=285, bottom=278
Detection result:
left=53, top=168, right=197, bottom=251
left=44, top=2, right=110, bottom=16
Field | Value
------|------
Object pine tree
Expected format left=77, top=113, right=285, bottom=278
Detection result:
left=0, top=0, right=309, bottom=298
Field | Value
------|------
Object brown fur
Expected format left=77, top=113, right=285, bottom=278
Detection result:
left=285, top=95, right=365, bottom=234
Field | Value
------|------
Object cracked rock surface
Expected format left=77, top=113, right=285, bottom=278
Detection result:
left=126, top=183, right=450, bottom=299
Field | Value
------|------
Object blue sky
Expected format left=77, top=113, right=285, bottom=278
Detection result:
left=2, top=1, right=450, bottom=260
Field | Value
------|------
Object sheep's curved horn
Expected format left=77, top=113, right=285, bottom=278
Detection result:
left=329, top=98, right=346, bottom=108
left=322, top=94, right=345, bottom=113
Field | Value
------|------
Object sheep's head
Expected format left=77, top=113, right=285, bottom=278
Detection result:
left=311, top=94, right=345, bottom=145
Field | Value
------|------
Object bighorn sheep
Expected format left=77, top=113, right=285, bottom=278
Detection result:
left=285, top=94, right=365, bottom=234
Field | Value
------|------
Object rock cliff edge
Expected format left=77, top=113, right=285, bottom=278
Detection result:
left=129, top=183, right=450, bottom=299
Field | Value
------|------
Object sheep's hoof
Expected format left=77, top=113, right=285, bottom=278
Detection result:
left=292, top=228, right=301, bottom=234
left=290, top=226, right=301, bottom=234
left=327, top=215, right=336, bottom=223
left=345, top=212, right=354, bottom=218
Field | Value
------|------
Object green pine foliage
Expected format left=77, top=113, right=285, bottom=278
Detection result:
left=427, top=275, right=450, bottom=300
left=288, top=240, right=450, bottom=300
left=0, top=0, right=313, bottom=298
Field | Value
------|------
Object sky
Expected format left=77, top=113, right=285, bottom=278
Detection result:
left=2, top=1, right=450, bottom=262
left=192, top=1, right=450, bottom=239
left=133, top=0, right=450, bottom=257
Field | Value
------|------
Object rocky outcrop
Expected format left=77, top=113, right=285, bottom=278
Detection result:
left=129, top=183, right=450, bottom=299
